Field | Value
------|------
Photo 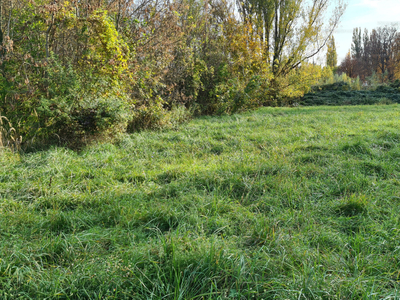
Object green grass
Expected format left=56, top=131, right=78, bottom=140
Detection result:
left=1, top=105, right=400, bottom=299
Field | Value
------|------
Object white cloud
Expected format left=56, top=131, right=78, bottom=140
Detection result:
left=355, top=0, right=400, bottom=23
left=356, top=0, right=380, bottom=8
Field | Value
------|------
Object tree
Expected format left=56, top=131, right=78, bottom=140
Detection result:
left=351, top=27, right=362, bottom=59
left=376, top=26, right=398, bottom=79
left=326, top=35, right=337, bottom=68
left=350, top=27, right=362, bottom=76
left=340, top=26, right=399, bottom=81
left=338, top=51, right=354, bottom=78
left=393, top=34, right=400, bottom=80
left=236, top=0, right=346, bottom=78
left=236, top=0, right=346, bottom=101
left=361, top=28, right=371, bottom=79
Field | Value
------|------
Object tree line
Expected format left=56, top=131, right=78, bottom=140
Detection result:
left=0, top=0, right=345, bottom=148
left=339, top=26, right=400, bottom=82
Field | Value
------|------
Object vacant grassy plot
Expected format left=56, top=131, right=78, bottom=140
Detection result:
left=1, top=105, right=400, bottom=299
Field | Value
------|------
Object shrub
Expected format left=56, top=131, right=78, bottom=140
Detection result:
left=375, top=98, right=395, bottom=105
left=0, top=114, right=22, bottom=152
left=2, top=55, right=132, bottom=149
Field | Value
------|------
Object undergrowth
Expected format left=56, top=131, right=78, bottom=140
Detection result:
left=300, top=81, right=400, bottom=106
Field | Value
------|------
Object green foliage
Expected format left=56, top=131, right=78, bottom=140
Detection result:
left=0, top=1, right=135, bottom=148
left=365, top=71, right=386, bottom=89
left=84, top=10, right=130, bottom=80
left=300, top=81, right=400, bottom=106
left=302, top=94, right=379, bottom=106
left=127, top=96, right=167, bottom=131
left=301, top=70, right=400, bottom=106
left=326, top=35, right=338, bottom=68
left=375, top=97, right=395, bottom=105
left=352, top=76, right=361, bottom=91
left=2, top=54, right=131, bottom=148
left=351, top=27, right=362, bottom=59
left=0, top=0, right=349, bottom=149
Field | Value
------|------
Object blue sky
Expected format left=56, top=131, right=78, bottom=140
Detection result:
left=335, top=0, right=400, bottom=63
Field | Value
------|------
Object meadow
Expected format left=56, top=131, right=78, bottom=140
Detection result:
left=1, top=105, right=400, bottom=299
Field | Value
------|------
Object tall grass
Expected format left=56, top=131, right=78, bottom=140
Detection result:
left=1, top=105, right=400, bottom=299
left=0, top=114, right=21, bottom=152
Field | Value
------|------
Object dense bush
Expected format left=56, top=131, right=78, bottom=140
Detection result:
left=0, top=0, right=346, bottom=149
left=300, top=81, right=400, bottom=106
left=0, top=2, right=134, bottom=148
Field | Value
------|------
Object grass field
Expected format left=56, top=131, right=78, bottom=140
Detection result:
left=1, top=105, right=400, bottom=299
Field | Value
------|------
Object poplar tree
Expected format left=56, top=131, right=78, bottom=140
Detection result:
left=351, top=27, right=362, bottom=59
left=236, top=0, right=346, bottom=101
left=326, top=35, right=338, bottom=68
left=236, top=0, right=346, bottom=78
